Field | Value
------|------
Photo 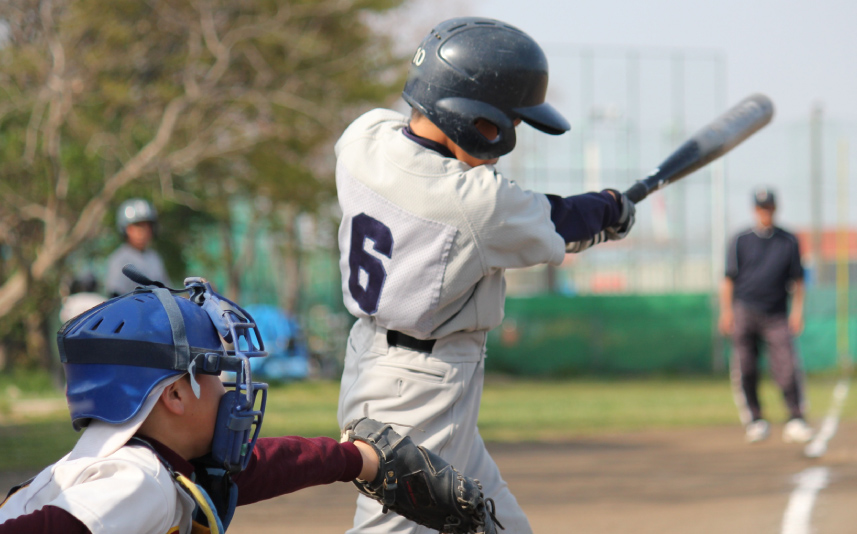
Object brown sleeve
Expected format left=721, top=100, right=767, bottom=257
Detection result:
left=232, top=436, right=363, bottom=505
left=0, top=505, right=90, bottom=534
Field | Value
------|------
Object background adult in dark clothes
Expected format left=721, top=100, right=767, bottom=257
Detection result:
left=718, top=187, right=811, bottom=444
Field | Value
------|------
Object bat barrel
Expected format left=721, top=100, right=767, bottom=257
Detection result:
left=623, top=93, right=774, bottom=203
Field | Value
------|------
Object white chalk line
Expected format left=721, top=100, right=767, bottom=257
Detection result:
left=779, top=377, right=850, bottom=534
left=781, top=466, right=830, bottom=534
left=804, top=378, right=850, bottom=458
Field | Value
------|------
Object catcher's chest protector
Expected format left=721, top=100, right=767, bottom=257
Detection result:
left=132, top=438, right=237, bottom=534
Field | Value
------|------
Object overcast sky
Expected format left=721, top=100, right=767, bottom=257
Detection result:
left=392, top=0, right=856, bottom=232
left=422, top=0, right=857, bottom=123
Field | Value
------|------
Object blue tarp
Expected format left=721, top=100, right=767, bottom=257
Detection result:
left=244, top=304, right=310, bottom=381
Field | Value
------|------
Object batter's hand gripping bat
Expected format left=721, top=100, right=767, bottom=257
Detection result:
left=623, top=93, right=774, bottom=203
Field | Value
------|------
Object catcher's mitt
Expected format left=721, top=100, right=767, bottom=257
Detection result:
left=342, top=417, right=503, bottom=534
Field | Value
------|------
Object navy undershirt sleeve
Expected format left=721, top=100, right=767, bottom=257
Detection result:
left=545, top=191, right=622, bottom=243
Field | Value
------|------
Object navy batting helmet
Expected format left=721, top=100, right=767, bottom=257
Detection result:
left=402, top=17, right=570, bottom=160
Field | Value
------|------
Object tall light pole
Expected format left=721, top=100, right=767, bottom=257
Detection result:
left=810, top=103, right=824, bottom=282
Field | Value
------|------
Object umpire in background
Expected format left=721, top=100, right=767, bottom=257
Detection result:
left=718, top=187, right=812, bottom=444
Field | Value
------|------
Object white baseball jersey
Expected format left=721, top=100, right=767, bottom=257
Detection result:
left=0, top=443, right=195, bottom=534
left=336, top=109, right=566, bottom=534
left=336, top=109, right=565, bottom=341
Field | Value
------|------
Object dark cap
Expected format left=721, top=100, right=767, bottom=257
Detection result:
left=754, top=187, right=776, bottom=208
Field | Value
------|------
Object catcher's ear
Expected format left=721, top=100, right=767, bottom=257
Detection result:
left=143, top=379, right=186, bottom=417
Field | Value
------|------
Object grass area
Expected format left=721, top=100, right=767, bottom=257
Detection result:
left=478, top=375, right=855, bottom=441
left=0, top=369, right=60, bottom=396
left=0, top=421, right=80, bottom=472
left=0, top=369, right=63, bottom=415
left=1, top=375, right=853, bottom=471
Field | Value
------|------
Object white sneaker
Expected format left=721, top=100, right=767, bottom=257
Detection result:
left=783, top=418, right=814, bottom=444
left=745, top=419, right=770, bottom=443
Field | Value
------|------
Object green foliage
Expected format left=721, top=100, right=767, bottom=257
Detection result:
left=0, top=0, right=408, bottom=368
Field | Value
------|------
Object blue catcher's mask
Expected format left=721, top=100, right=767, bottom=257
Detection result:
left=58, top=264, right=268, bottom=474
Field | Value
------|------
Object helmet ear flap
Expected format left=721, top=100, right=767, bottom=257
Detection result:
left=402, top=17, right=569, bottom=161
left=434, top=97, right=517, bottom=159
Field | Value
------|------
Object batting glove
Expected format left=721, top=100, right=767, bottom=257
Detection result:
left=605, top=191, right=635, bottom=241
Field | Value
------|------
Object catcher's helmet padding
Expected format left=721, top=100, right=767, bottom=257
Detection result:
left=403, top=17, right=570, bottom=160
left=60, top=293, right=222, bottom=429
left=58, top=270, right=268, bottom=473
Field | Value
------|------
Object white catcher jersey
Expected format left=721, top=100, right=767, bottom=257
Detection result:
left=336, top=109, right=565, bottom=340
left=0, top=444, right=195, bottom=534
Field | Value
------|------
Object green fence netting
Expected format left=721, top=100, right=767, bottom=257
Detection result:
left=485, top=288, right=856, bottom=376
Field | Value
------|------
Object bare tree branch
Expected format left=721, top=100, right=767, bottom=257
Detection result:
left=0, top=0, right=406, bottom=362
left=57, top=96, right=189, bottom=261
left=199, top=3, right=231, bottom=86
left=24, top=92, right=48, bottom=164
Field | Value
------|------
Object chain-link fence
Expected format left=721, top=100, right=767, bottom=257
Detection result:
left=500, top=44, right=857, bottom=297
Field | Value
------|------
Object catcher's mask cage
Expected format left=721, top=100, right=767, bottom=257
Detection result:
left=58, top=264, right=268, bottom=474
left=402, top=17, right=570, bottom=160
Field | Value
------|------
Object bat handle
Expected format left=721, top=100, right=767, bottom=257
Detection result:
left=623, top=181, right=650, bottom=204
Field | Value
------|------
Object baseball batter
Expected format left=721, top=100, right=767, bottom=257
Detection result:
left=336, top=17, right=636, bottom=534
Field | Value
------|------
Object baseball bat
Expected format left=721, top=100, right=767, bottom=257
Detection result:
left=623, top=93, right=774, bottom=203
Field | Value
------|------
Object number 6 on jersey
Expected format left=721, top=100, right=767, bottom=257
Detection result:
left=348, top=213, right=393, bottom=314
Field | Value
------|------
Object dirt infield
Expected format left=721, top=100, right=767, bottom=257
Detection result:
left=228, top=420, right=857, bottom=534
left=2, top=420, right=855, bottom=533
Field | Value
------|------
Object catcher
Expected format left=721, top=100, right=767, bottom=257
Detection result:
left=0, top=267, right=498, bottom=534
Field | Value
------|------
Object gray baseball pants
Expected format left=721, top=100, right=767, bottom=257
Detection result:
left=337, top=318, right=532, bottom=534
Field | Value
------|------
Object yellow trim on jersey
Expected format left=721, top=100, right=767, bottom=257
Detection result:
left=0, top=480, right=32, bottom=509
left=174, top=473, right=221, bottom=534
left=166, top=527, right=180, bottom=534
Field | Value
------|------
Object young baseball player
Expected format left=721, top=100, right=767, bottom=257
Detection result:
left=335, top=17, right=636, bottom=534
left=105, top=198, right=172, bottom=297
left=0, top=272, right=413, bottom=534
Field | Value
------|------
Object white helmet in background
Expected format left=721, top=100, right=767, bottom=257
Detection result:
left=116, top=198, right=158, bottom=236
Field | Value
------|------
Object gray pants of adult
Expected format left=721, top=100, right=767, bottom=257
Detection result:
left=729, top=301, right=806, bottom=424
